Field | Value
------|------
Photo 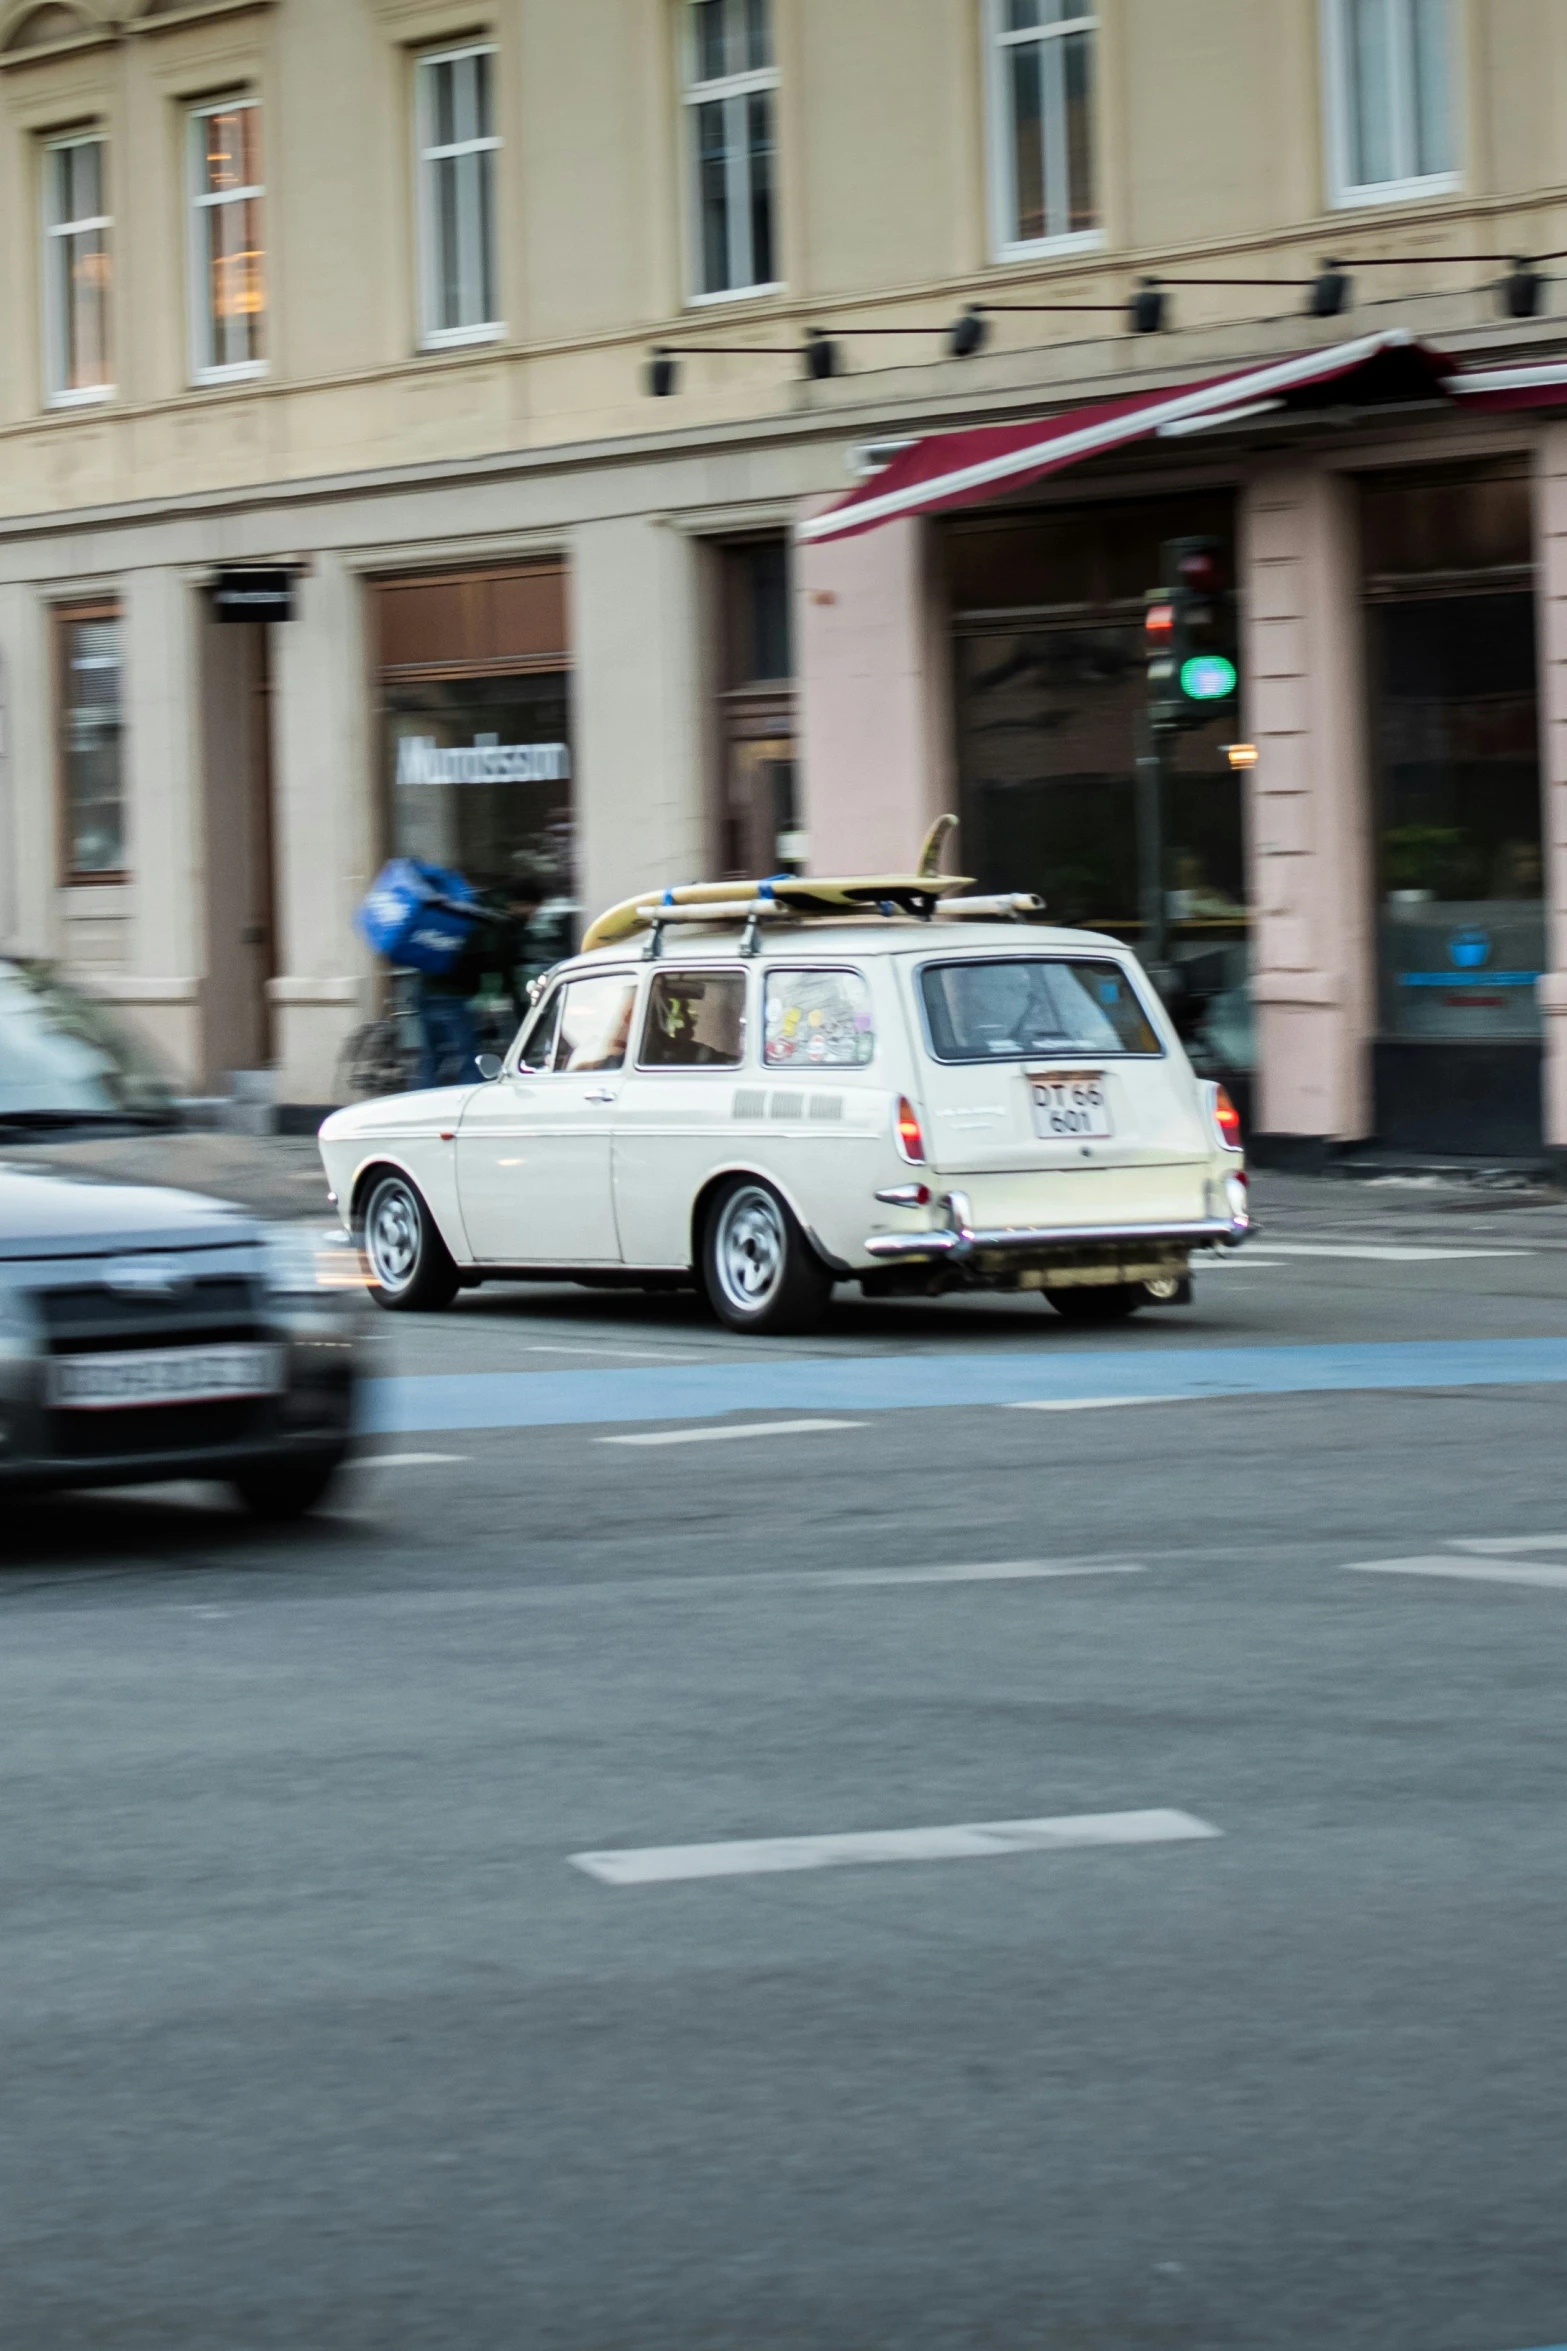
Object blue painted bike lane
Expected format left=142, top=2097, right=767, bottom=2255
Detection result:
left=362, top=1336, right=1567, bottom=1436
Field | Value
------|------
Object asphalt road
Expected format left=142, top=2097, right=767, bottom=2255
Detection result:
left=4, top=1170, right=1567, bottom=2350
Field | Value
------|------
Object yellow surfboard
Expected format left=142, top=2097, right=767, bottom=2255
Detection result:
left=581, top=815, right=975, bottom=951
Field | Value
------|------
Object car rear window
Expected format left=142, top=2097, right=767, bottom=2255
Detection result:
left=919, top=958, right=1160, bottom=1062
left=764, top=969, right=874, bottom=1067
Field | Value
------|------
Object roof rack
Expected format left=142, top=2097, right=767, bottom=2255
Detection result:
left=630, top=891, right=1046, bottom=957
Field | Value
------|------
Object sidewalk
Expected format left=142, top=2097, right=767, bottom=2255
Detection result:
left=2, top=1131, right=336, bottom=1223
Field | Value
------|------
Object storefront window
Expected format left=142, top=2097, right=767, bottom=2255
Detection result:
left=1370, top=595, right=1541, bottom=1041
left=947, top=496, right=1249, bottom=1090
left=386, top=676, right=575, bottom=992
left=1363, top=465, right=1541, bottom=1049
left=56, top=601, right=125, bottom=879
left=376, top=562, right=575, bottom=1009
left=715, top=537, right=798, bottom=879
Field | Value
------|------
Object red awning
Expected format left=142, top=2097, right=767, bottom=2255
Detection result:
left=798, top=330, right=1567, bottom=545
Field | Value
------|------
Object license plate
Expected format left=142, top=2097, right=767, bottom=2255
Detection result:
left=48, top=1344, right=286, bottom=1411
left=1029, top=1072, right=1113, bottom=1139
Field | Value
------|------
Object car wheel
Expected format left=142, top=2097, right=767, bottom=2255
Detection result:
left=359, top=1171, right=460, bottom=1312
left=702, top=1177, right=833, bottom=1336
left=1047, top=1283, right=1146, bottom=1322
left=232, top=1453, right=344, bottom=1521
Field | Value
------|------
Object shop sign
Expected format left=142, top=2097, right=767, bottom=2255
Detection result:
left=213, top=568, right=297, bottom=622
left=396, top=732, right=571, bottom=786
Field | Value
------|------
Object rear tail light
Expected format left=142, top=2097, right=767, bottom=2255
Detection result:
left=894, top=1096, right=926, bottom=1164
left=1209, top=1082, right=1244, bottom=1152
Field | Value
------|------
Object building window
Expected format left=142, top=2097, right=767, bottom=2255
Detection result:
left=685, top=0, right=778, bottom=300
left=43, top=135, right=112, bottom=407
left=989, top=0, right=1098, bottom=257
left=417, top=45, right=501, bottom=347
left=189, top=97, right=265, bottom=381
left=1324, top=0, right=1457, bottom=203
left=56, top=602, right=125, bottom=881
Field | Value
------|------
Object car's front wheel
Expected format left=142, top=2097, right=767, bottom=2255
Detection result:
left=701, top=1177, right=832, bottom=1336
left=359, top=1171, right=460, bottom=1312
left=1047, top=1283, right=1146, bottom=1322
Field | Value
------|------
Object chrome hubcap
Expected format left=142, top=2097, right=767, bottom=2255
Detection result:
left=366, top=1180, right=419, bottom=1292
left=715, top=1186, right=785, bottom=1311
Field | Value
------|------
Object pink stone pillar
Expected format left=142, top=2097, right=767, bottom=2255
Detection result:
left=795, top=498, right=954, bottom=876
left=1240, top=465, right=1376, bottom=1141
left=1533, top=426, right=1567, bottom=1150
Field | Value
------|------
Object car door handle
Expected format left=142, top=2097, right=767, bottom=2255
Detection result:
left=584, top=1088, right=617, bottom=1103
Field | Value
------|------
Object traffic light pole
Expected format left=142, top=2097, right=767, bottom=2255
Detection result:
left=1135, top=711, right=1173, bottom=1001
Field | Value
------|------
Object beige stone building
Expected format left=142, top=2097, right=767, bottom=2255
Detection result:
left=3, top=0, right=1567, bottom=1156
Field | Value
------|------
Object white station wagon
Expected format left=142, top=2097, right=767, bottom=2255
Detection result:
left=319, top=868, right=1250, bottom=1336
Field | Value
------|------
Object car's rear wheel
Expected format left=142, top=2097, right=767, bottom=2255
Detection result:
left=1047, top=1283, right=1146, bottom=1322
left=232, top=1453, right=345, bottom=1521
left=359, top=1171, right=460, bottom=1312
left=701, top=1177, right=832, bottom=1336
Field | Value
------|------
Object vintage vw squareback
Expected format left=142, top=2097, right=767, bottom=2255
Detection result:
left=319, top=845, right=1249, bottom=1335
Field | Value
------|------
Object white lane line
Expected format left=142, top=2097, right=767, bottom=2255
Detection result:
left=1449, top=1535, right=1567, bottom=1555
left=570, top=1806, right=1221, bottom=1886
left=524, top=1342, right=697, bottom=1360
left=1344, top=1556, right=1567, bottom=1590
left=1262, top=1242, right=1528, bottom=1262
left=812, top=1558, right=1143, bottom=1587
left=1198, top=1256, right=1288, bottom=1269
left=600, top=1418, right=864, bottom=1448
left=357, top=1451, right=470, bottom=1469
left=1007, top=1394, right=1194, bottom=1414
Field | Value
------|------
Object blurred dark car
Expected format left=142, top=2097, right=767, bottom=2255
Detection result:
left=0, top=960, right=363, bottom=1517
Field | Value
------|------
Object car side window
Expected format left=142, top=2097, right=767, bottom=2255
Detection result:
left=639, top=970, right=747, bottom=1069
left=514, top=987, right=561, bottom=1072
left=553, top=972, right=638, bottom=1073
left=763, top=968, right=874, bottom=1067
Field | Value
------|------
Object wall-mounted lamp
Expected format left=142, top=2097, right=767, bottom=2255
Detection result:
left=645, top=335, right=844, bottom=396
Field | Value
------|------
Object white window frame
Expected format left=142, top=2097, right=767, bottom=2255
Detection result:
left=416, top=42, right=503, bottom=351
left=187, top=94, right=267, bottom=386
left=42, top=131, right=114, bottom=410
left=683, top=0, right=783, bottom=307
left=985, top=0, right=1103, bottom=265
left=1322, top=0, right=1461, bottom=208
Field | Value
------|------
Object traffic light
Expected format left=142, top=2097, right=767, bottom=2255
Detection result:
left=1145, top=536, right=1238, bottom=730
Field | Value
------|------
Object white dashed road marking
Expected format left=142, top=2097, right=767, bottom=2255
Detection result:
left=1344, top=1553, right=1567, bottom=1590
left=1008, top=1395, right=1194, bottom=1413
left=600, top=1418, right=865, bottom=1447
left=1262, top=1242, right=1529, bottom=1263
left=1449, top=1534, right=1567, bottom=1555
left=358, top=1452, right=470, bottom=1469
left=570, top=1807, right=1221, bottom=1885
left=814, top=1558, right=1143, bottom=1587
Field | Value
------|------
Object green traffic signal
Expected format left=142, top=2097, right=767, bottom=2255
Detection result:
left=1180, top=652, right=1238, bottom=702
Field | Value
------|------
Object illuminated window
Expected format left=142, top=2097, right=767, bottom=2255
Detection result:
left=685, top=0, right=779, bottom=299
left=43, top=134, right=112, bottom=405
left=1324, top=0, right=1457, bottom=203
left=417, top=45, right=501, bottom=346
left=189, top=97, right=265, bottom=380
left=56, top=602, right=126, bottom=881
left=989, top=0, right=1098, bottom=258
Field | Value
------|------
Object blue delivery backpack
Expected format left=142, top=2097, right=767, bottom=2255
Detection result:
left=355, top=859, right=479, bottom=975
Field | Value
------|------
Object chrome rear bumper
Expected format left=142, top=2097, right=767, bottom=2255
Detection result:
left=863, top=1189, right=1248, bottom=1263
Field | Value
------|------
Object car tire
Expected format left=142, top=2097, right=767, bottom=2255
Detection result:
left=1047, top=1283, right=1146, bottom=1322
left=232, top=1453, right=345, bottom=1522
left=359, top=1171, right=461, bottom=1313
left=701, top=1177, right=833, bottom=1336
